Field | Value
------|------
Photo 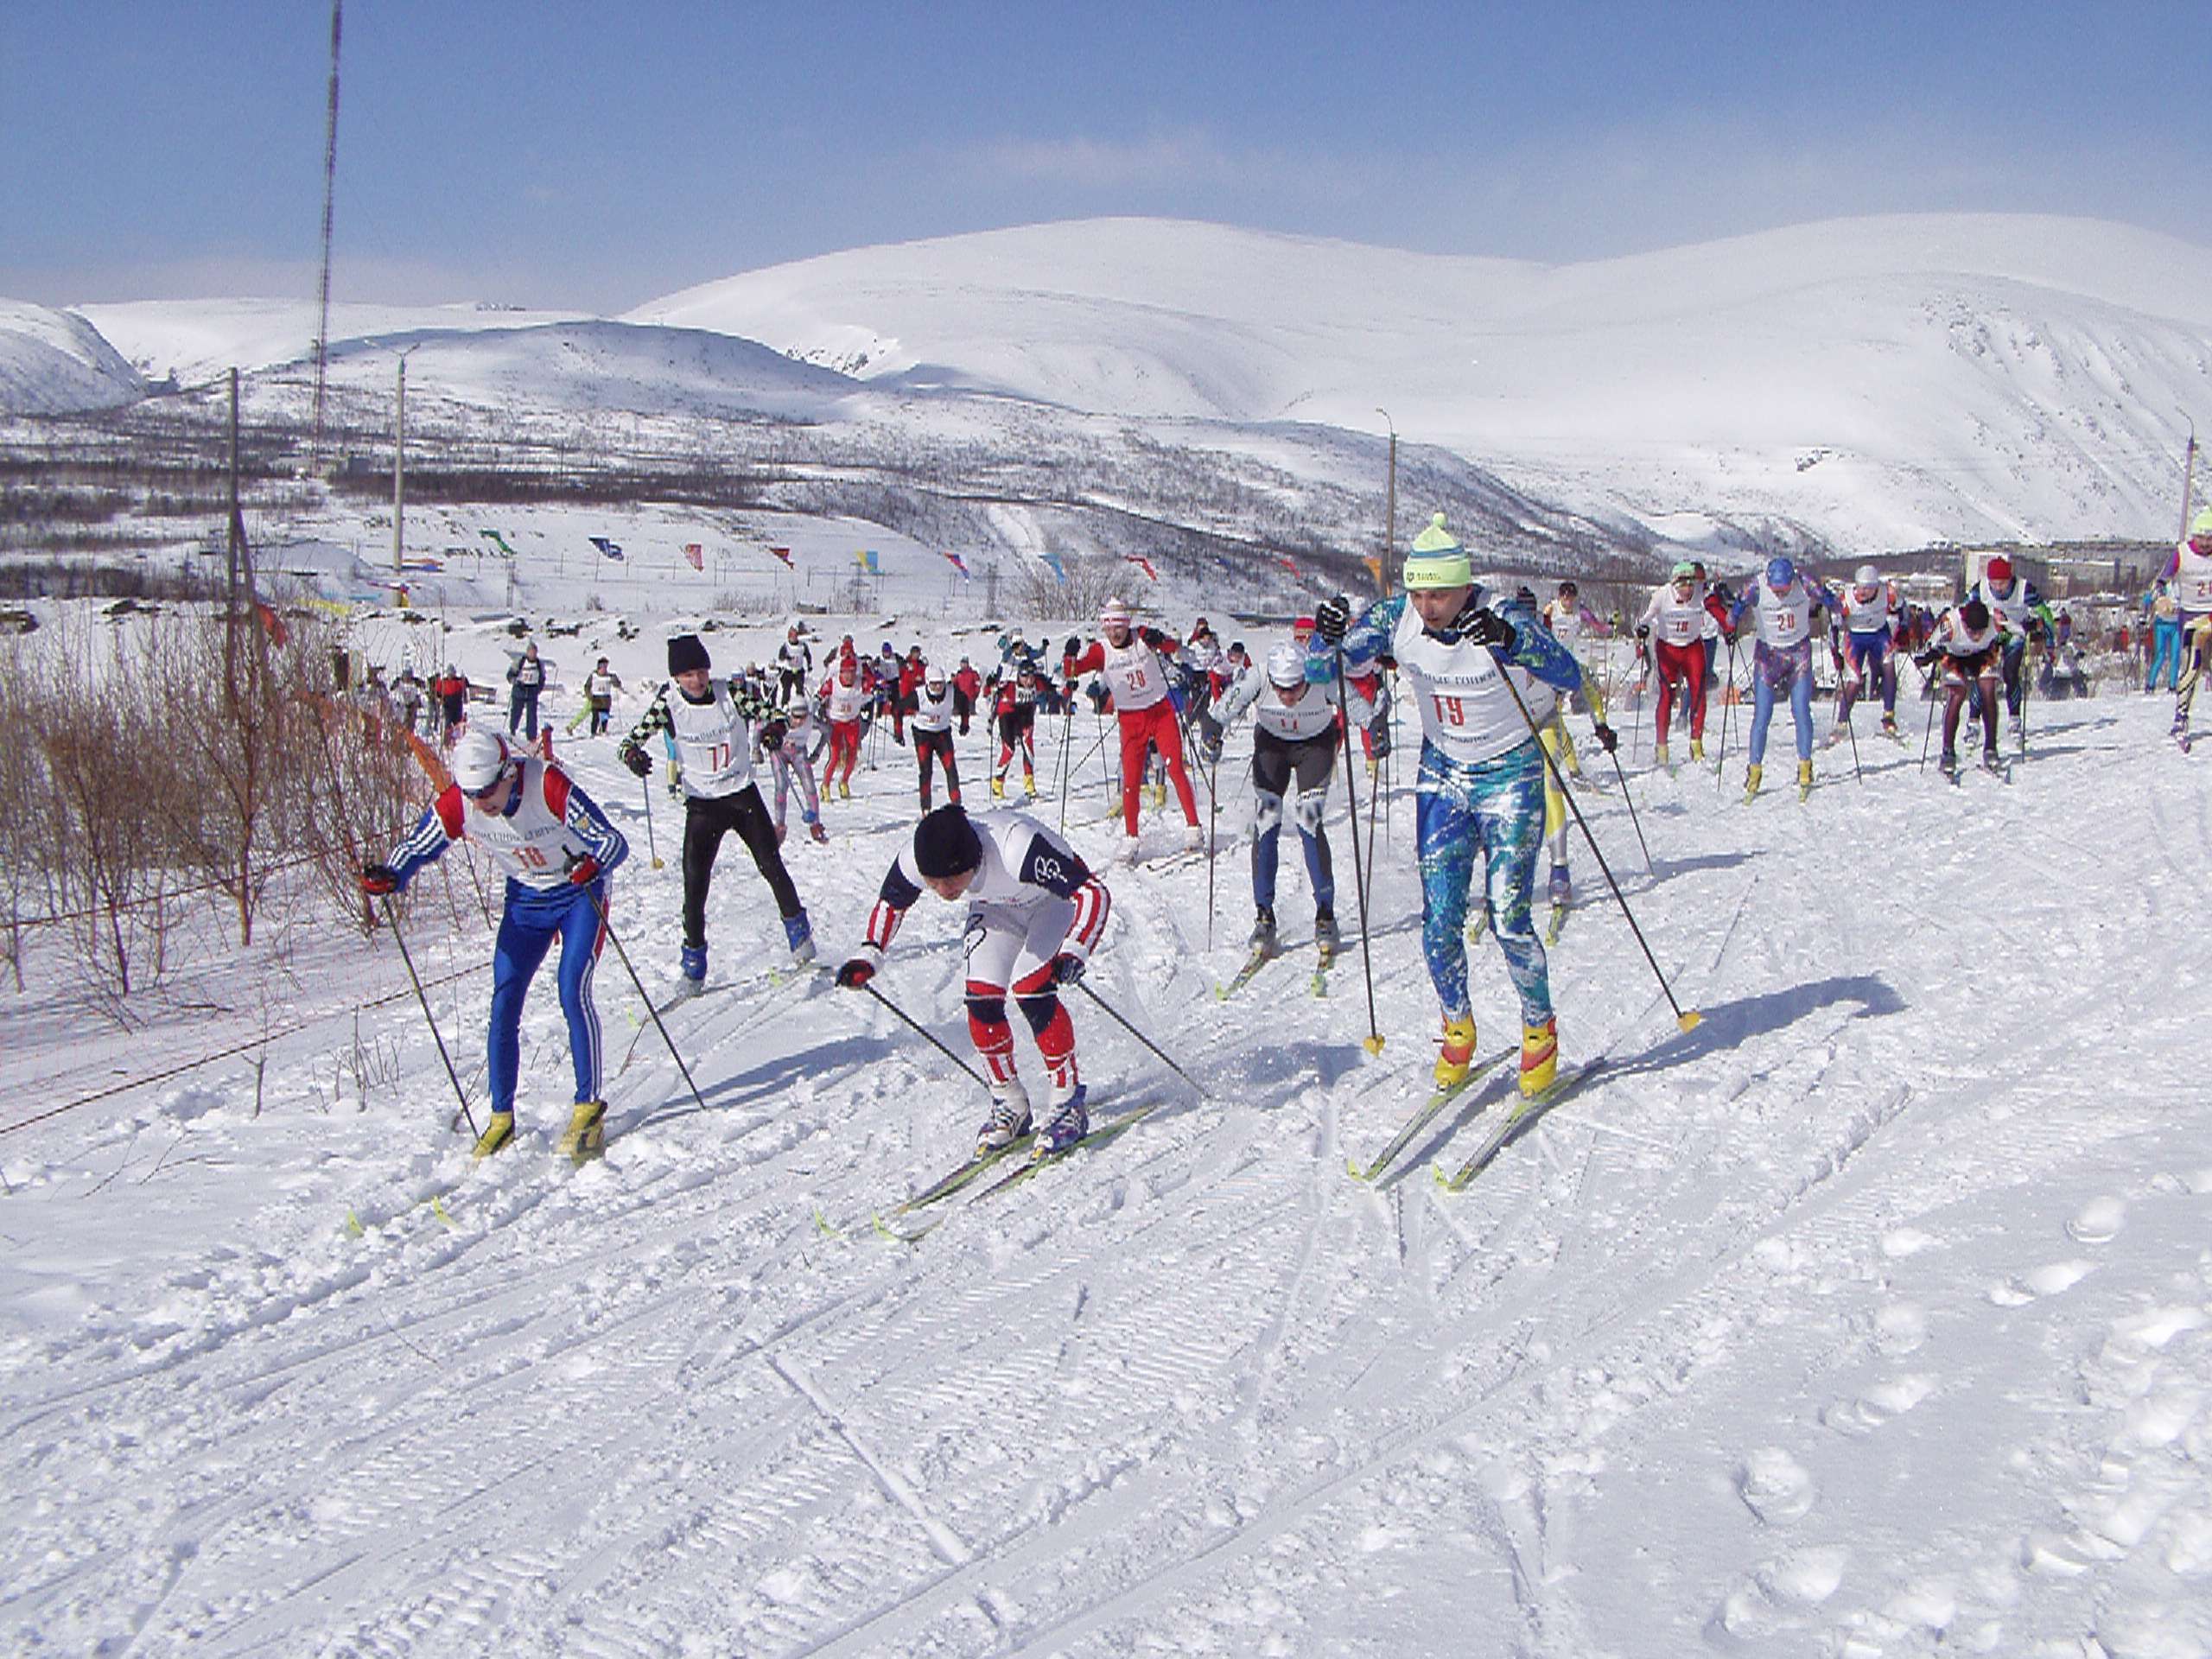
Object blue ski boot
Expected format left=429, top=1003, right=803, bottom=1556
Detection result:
left=783, top=910, right=816, bottom=965
left=1034, top=1084, right=1089, bottom=1158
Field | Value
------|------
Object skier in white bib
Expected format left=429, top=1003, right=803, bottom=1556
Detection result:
left=837, top=805, right=1113, bottom=1159
left=617, top=633, right=815, bottom=1001
left=1317, top=512, right=1586, bottom=1099
left=362, top=729, right=629, bottom=1162
left=1199, top=642, right=1374, bottom=958
left=1724, top=557, right=1839, bottom=802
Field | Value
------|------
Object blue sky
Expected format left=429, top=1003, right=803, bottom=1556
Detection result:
left=3, top=0, right=2205, bottom=311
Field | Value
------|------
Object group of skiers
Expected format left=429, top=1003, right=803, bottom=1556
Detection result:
left=359, top=507, right=2212, bottom=1175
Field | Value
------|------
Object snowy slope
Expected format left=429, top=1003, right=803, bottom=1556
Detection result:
left=632, top=214, right=2212, bottom=549
left=4, top=626, right=2209, bottom=1655
left=0, top=298, right=147, bottom=413
left=77, top=297, right=591, bottom=385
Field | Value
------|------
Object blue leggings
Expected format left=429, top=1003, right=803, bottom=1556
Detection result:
left=2149, top=621, right=2181, bottom=691
left=1414, top=739, right=1551, bottom=1028
left=488, top=879, right=606, bottom=1116
left=1748, top=639, right=1815, bottom=765
left=1837, top=630, right=1897, bottom=719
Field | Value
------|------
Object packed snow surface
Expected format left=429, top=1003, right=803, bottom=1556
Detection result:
left=4, top=604, right=2209, bottom=1656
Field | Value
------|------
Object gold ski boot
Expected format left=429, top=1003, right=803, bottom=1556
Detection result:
left=1796, top=759, right=1814, bottom=801
left=556, top=1099, right=607, bottom=1166
left=1433, top=1015, right=1478, bottom=1090
left=1741, top=763, right=1763, bottom=804
left=1518, top=1017, right=1560, bottom=1099
left=472, top=1110, right=516, bottom=1161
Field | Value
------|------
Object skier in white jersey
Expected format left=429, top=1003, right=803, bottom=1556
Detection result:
left=617, top=633, right=814, bottom=1001
left=905, top=661, right=963, bottom=811
left=2155, top=508, right=2212, bottom=741
left=1635, top=560, right=1716, bottom=766
left=837, top=805, right=1113, bottom=1158
left=1539, top=580, right=1610, bottom=779
left=1199, top=642, right=1374, bottom=958
left=1316, top=512, right=1585, bottom=1099
left=363, top=729, right=629, bottom=1162
left=774, top=623, right=813, bottom=707
left=1914, top=596, right=2007, bottom=778
left=763, top=692, right=829, bottom=847
left=1967, top=555, right=2054, bottom=741
left=1725, top=557, right=1840, bottom=802
left=1832, top=563, right=1904, bottom=741
left=1064, top=599, right=1203, bottom=856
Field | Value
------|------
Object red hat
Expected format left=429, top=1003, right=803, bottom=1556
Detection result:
left=1986, top=555, right=2013, bottom=584
left=1294, top=614, right=1316, bottom=632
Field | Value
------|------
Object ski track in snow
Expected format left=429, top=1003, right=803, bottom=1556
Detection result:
left=4, top=683, right=2211, bottom=1657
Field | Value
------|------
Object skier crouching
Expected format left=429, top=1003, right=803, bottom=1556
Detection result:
left=836, top=804, right=1111, bottom=1159
left=362, top=729, right=627, bottom=1162
left=1198, top=642, right=1372, bottom=958
left=1316, top=512, right=1585, bottom=1098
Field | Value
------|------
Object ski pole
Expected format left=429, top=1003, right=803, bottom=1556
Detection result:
left=1205, top=739, right=1222, bottom=951
left=641, top=772, right=664, bottom=870
left=1844, top=694, right=1864, bottom=785
left=378, top=893, right=479, bottom=1139
left=1919, top=653, right=1942, bottom=772
left=1074, top=980, right=1204, bottom=1094
left=1713, top=637, right=1739, bottom=791
left=1488, top=648, right=1701, bottom=1033
left=861, top=982, right=990, bottom=1093
left=1331, top=645, right=1386, bottom=1055
left=1054, top=704, right=1074, bottom=833
left=583, top=884, right=709, bottom=1116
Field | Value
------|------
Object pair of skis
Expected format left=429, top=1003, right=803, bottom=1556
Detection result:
left=1344, top=1054, right=1607, bottom=1191
left=1216, top=938, right=1336, bottom=1001
left=849, top=1098, right=1165, bottom=1244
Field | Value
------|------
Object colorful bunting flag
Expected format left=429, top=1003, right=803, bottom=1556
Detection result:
left=1124, top=556, right=1159, bottom=582
left=1039, top=551, right=1066, bottom=583
left=589, top=537, right=625, bottom=562
left=683, top=543, right=703, bottom=571
left=854, top=550, right=881, bottom=574
left=479, top=529, right=518, bottom=558
left=766, top=545, right=793, bottom=569
left=941, top=551, right=971, bottom=578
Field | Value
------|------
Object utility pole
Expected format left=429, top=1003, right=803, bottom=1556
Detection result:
left=2180, top=412, right=2198, bottom=543
left=392, top=348, right=413, bottom=574
left=309, top=0, right=343, bottom=472
left=1376, top=408, right=1397, bottom=596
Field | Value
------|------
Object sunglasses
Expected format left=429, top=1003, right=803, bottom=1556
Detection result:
left=467, top=766, right=512, bottom=801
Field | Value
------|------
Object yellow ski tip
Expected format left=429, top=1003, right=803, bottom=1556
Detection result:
left=1344, top=1156, right=1372, bottom=1182
left=1676, top=1009, right=1703, bottom=1033
left=1362, top=1033, right=1387, bottom=1056
left=343, top=1209, right=365, bottom=1238
left=430, top=1197, right=458, bottom=1228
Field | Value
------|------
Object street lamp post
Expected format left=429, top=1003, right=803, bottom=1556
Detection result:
left=1376, top=408, right=1397, bottom=596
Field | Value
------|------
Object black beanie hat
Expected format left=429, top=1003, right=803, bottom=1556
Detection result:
left=912, top=804, right=982, bottom=879
left=668, top=633, right=710, bottom=675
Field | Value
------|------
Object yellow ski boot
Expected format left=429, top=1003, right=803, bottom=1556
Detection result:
left=1690, top=739, right=1706, bottom=761
left=838, top=779, right=852, bottom=801
left=990, top=775, right=1007, bottom=800
left=556, top=1099, right=607, bottom=1166
left=1796, top=759, right=1814, bottom=801
left=1024, top=773, right=1039, bottom=798
left=1518, top=1016, right=1560, bottom=1099
left=472, top=1110, right=516, bottom=1161
left=1741, top=762, right=1763, bottom=804
left=1653, top=741, right=1669, bottom=769
left=1433, top=1015, right=1478, bottom=1090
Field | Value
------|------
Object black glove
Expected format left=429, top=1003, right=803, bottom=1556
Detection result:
left=360, top=861, right=399, bottom=896
left=619, top=744, right=652, bottom=779
left=1712, top=582, right=1737, bottom=611
left=1592, top=722, right=1618, bottom=753
left=1314, top=595, right=1352, bottom=645
left=1914, top=649, right=1940, bottom=671
left=836, top=957, right=876, bottom=990
left=759, top=718, right=787, bottom=753
left=1140, top=626, right=1169, bottom=651
left=1635, top=623, right=1651, bottom=641
left=1195, top=713, right=1224, bottom=764
left=1454, top=605, right=1515, bottom=651
left=1052, top=952, right=1087, bottom=986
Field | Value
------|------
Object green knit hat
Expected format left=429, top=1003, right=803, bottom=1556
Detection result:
left=2190, top=505, right=2212, bottom=543
left=1404, top=512, right=1473, bottom=590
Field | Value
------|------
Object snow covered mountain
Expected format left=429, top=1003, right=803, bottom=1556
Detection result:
left=0, top=299, right=146, bottom=413
left=8, top=213, right=2210, bottom=565
left=629, top=213, right=2212, bottom=551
